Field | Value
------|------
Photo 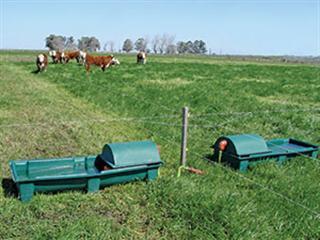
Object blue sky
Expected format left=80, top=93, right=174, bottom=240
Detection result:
left=1, top=0, right=319, bottom=55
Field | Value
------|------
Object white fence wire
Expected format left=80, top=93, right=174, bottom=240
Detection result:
left=0, top=107, right=319, bottom=129
left=133, top=115, right=320, bottom=220
left=0, top=86, right=319, bottom=219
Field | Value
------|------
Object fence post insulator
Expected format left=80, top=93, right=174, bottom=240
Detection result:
left=219, top=140, right=228, bottom=151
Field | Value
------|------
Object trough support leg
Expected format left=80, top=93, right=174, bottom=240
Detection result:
left=147, top=169, right=158, bottom=181
left=311, top=151, right=318, bottom=159
left=239, top=161, right=249, bottom=172
left=19, top=183, right=35, bottom=202
left=277, top=156, right=286, bottom=165
left=87, top=178, right=100, bottom=193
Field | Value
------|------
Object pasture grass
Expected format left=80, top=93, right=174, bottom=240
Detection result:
left=0, top=51, right=319, bottom=239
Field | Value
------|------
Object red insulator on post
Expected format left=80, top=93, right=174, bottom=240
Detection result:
left=219, top=140, right=228, bottom=151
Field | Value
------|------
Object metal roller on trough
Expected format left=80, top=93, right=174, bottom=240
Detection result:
left=10, top=140, right=163, bottom=202
left=211, top=134, right=318, bottom=172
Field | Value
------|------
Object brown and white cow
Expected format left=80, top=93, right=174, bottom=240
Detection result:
left=137, top=51, right=147, bottom=64
left=49, top=50, right=63, bottom=64
left=36, top=54, right=48, bottom=73
left=62, top=51, right=80, bottom=63
left=85, top=54, right=120, bottom=72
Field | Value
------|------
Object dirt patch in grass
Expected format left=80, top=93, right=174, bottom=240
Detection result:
left=256, top=95, right=300, bottom=106
left=139, top=78, right=191, bottom=87
left=1, top=52, right=319, bottom=239
left=234, top=77, right=274, bottom=83
left=0, top=63, right=144, bottom=176
left=255, top=95, right=320, bottom=108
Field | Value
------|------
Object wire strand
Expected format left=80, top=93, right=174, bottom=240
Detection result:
left=190, top=107, right=320, bottom=118
left=144, top=124, right=320, bottom=219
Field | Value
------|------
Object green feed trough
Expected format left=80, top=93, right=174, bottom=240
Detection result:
left=10, top=140, right=162, bottom=202
left=211, top=134, right=318, bottom=172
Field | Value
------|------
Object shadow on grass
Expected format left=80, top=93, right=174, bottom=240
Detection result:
left=1, top=178, right=18, bottom=198
left=1, top=177, right=90, bottom=200
left=31, top=69, right=40, bottom=74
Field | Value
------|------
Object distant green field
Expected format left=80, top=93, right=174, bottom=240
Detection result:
left=0, top=51, right=319, bottom=239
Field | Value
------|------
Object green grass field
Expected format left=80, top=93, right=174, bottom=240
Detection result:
left=0, top=51, right=319, bottom=239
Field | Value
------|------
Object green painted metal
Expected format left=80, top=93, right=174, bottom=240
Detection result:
left=222, top=134, right=271, bottom=156
left=100, top=140, right=161, bottom=168
left=10, top=140, right=163, bottom=202
left=212, top=134, right=318, bottom=172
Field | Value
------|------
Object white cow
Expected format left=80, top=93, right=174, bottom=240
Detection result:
left=79, top=50, right=87, bottom=65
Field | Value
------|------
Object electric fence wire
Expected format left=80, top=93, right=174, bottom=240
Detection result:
left=137, top=121, right=320, bottom=219
left=126, top=91, right=320, bottom=219
left=1, top=71, right=319, bottom=217
left=0, top=107, right=319, bottom=129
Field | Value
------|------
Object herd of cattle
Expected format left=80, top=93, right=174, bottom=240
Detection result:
left=36, top=50, right=147, bottom=73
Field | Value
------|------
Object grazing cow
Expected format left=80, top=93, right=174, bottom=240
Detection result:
left=49, top=50, right=63, bottom=63
left=85, top=54, right=120, bottom=72
left=36, top=54, right=48, bottom=73
left=62, top=51, right=80, bottom=63
left=137, top=51, right=147, bottom=64
left=79, top=50, right=87, bottom=65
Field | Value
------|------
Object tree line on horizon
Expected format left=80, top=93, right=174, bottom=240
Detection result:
left=45, top=34, right=207, bottom=55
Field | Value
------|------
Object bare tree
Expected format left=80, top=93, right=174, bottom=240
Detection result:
left=65, top=36, right=77, bottom=50
left=158, top=35, right=166, bottom=54
left=144, top=36, right=150, bottom=52
left=159, top=34, right=175, bottom=54
left=103, top=43, right=108, bottom=52
left=152, top=35, right=160, bottom=54
left=108, top=41, right=115, bottom=53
